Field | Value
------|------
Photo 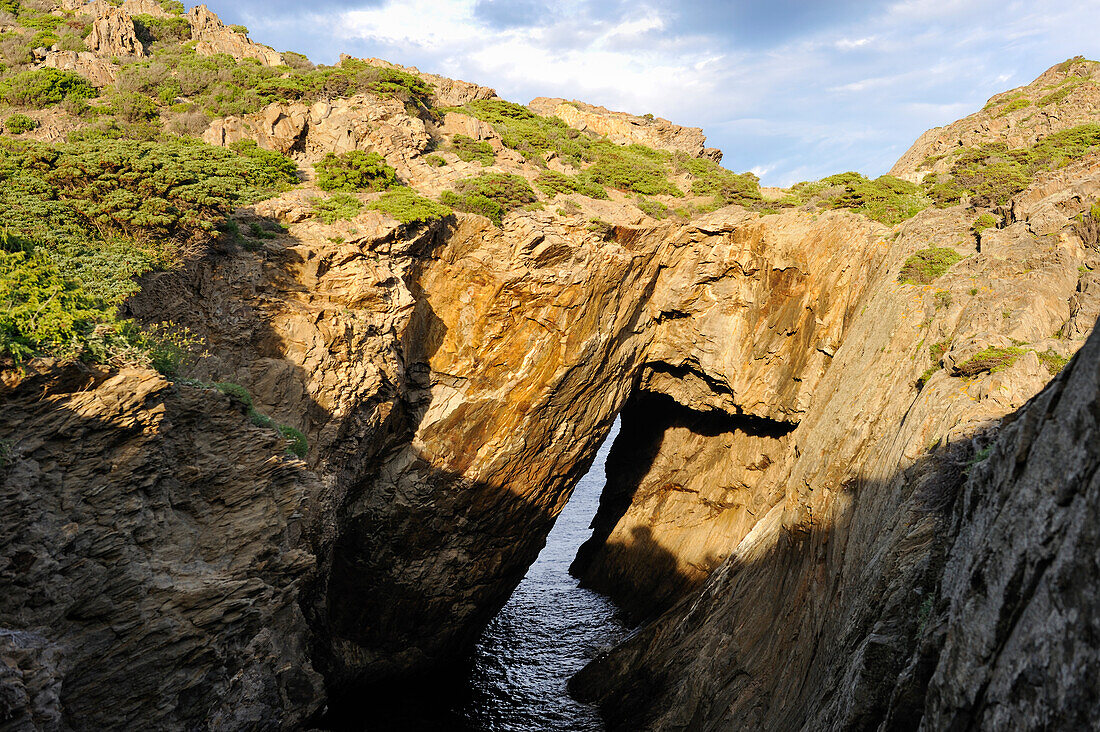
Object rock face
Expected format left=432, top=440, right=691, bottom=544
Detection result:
left=0, top=365, right=324, bottom=730
left=529, top=97, right=722, bottom=161
left=891, top=57, right=1100, bottom=181
left=83, top=5, right=144, bottom=57
left=3, top=32, right=1100, bottom=732
left=572, top=295, right=1100, bottom=732
left=40, top=50, right=115, bottom=86
left=203, top=95, right=432, bottom=168
left=188, top=4, right=284, bottom=67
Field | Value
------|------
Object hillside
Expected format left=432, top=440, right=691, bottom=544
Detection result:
left=1, top=2, right=1099, bottom=730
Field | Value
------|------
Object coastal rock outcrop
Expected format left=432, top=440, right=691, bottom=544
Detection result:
left=1, top=10, right=1099, bottom=727
left=83, top=5, right=144, bottom=57
left=188, top=4, right=284, bottom=67
left=891, top=57, right=1100, bottom=181
left=529, top=97, right=722, bottom=161
left=0, top=365, right=325, bottom=730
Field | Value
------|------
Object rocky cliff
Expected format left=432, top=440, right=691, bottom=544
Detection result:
left=1, top=4, right=1099, bottom=730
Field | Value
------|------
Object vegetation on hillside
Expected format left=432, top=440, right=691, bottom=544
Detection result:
left=314, top=150, right=398, bottom=192
left=898, top=247, right=965, bottom=284
left=0, top=135, right=296, bottom=365
left=782, top=172, right=930, bottom=225
left=450, top=134, right=495, bottom=166
left=369, top=188, right=451, bottom=225
left=441, top=172, right=537, bottom=225
left=921, top=124, right=1100, bottom=208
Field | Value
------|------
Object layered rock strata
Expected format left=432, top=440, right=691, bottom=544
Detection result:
left=1, top=26, right=1099, bottom=731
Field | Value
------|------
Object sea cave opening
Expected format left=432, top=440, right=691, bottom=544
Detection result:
left=325, top=418, right=627, bottom=731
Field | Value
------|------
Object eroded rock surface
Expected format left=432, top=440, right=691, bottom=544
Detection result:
left=2, top=27, right=1099, bottom=732
left=0, top=366, right=324, bottom=730
left=529, top=97, right=721, bottom=161
left=188, top=4, right=284, bottom=66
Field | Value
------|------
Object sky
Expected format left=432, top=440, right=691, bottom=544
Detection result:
left=204, top=0, right=1100, bottom=186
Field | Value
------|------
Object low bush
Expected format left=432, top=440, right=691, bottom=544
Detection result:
left=636, top=196, right=671, bottom=219
left=535, top=169, right=606, bottom=199
left=310, top=193, right=362, bottom=224
left=4, top=113, right=37, bottom=134
left=675, top=152, right=761, bottom=207
left=926, top=125, right=1100, bottom=208
left=314, top=150, right=398, bottom=192
left=955, top=346, right=1024, bottom=376
left=1036, top=348, right=1069, bottom=375
left=0, top=248, right=123, bottom=362
left=787, top=172, right=930, bottom=225
left=441, top=172, right=536, bottom=225
left=0, top=136, right=297, bottom=302
left=0, top=68, right=97, bottom=108
left=973, top=212, right=998, bottom=234
left=369, top=187, right=451, bottom=225
left=898, top=247, right=965, bottom=284
left=450, top=134, right=494, bottom=165
left=995, top=96, right=1031, bottom=116
left=213, top=381, right=309, bottom=458
left=586, top=141, right=682, bottom=196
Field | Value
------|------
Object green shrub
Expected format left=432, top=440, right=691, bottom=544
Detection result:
left=4, top=113, right=37, bottom=134
left=788, top=172, right=930, bottom=225
left=229, top=24, right=248, bottom=35
left=637, top=196, right=671, bottom=219
left=898, top=247, right=965, bottom=284
left=916, top=365, right=938, bottom=390
left=213, top=381, right=309, bottom=458
left=110, top=91, right=159, bottom=122
left=0, top=68, right=97, bottom=108
left=1038, top=81, right=1081, bottom=107
left=925, top=125, right=1100, bottom=208
left=456, top=99, right=592, bottom=166
left=930, top=339, right=951, bottom=362
left=0, top=136, right=297, bottom=302
left=676, top=153, right=761, bottom=206
left=0, top=249, right=121, bottom=362
left=535, top=169, right=606, bottom=199
left=996, top=97, right=1031, bottom=116
left=453, top=99, right=686, bottom=196
left=973, top=212, right=998, bottom=233
left=314, top=150, right=398, bottom=192
left=310, top=193, right=362, bottom=224
left=450, top=134, right=494, bottom=165
left=586, top=142, right=682, bottom=196
left=369, top=187, right=451, bottom=225
left=424, top=154, right=446, bottom=167
left=1036, top=348, right=1069, bottom=375
left=441, top=172, right=536, bottom=225
left=955, top=346, right=1024, bottom=376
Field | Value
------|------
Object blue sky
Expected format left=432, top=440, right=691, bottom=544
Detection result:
left=204, top=0, right=1100, bottom=186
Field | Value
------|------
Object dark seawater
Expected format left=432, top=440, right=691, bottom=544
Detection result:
left=336, top=422, right=625, bottom=731
left=461, top=420, right=626, bottom=731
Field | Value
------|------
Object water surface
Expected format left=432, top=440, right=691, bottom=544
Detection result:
left=337, top=423, right=624, bottom=731
left=461, top=421, right=626, bottom=730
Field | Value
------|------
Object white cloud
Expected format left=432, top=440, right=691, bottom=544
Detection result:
left=232, top=0, right=1100, bottom=186
left=835, top=36, right=874, bottom=50
left=332, top=0, right=723, bottom=118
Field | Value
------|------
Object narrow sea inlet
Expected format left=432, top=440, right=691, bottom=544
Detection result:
left=461, top=421, right=627, bottom=731
left=345, top=422, right=626, bottom=731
